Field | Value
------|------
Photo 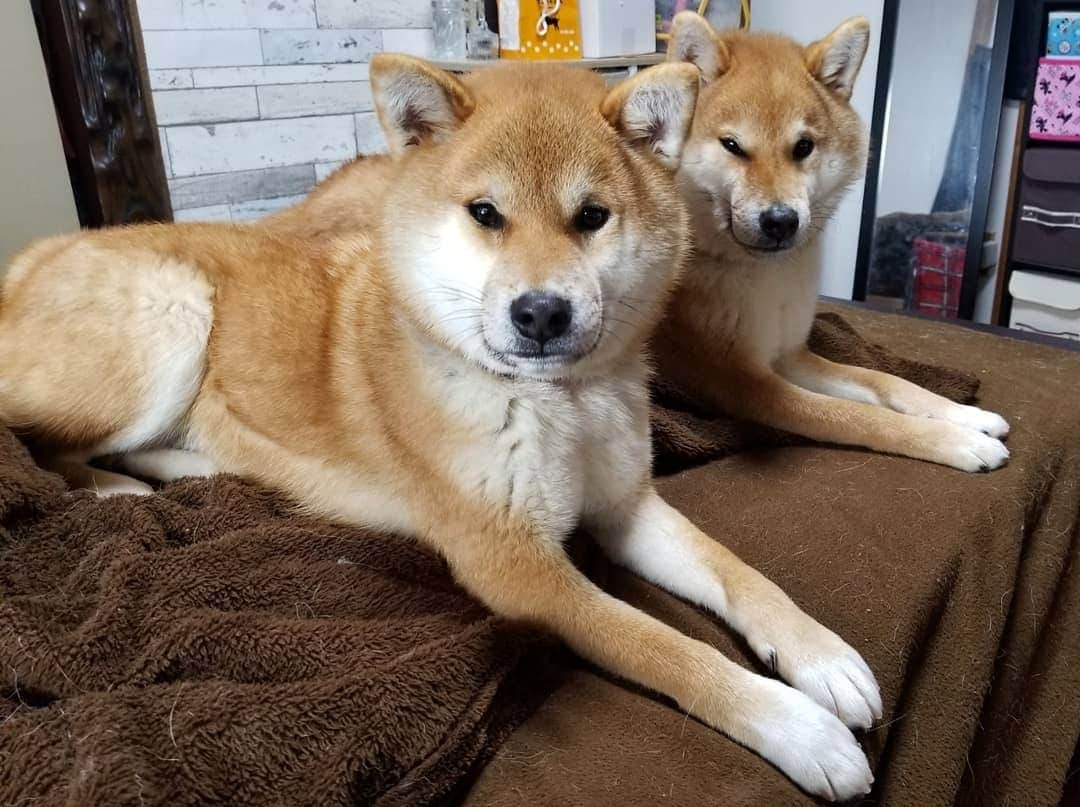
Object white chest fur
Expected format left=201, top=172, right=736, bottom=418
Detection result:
left=691, top=243, right=823, bottom=366
left=432, top=360, right=651, bottom=538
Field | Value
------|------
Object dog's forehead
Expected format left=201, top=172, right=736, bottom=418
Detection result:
left=457, top=84, right=628, bottom=204
left=699, top=40, right=829, bottom=137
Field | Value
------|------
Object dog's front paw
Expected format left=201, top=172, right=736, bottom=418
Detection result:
left=746, top=677, right=874, bottom=801
left=946, top=404, right=1010, bottom=439
left=939, top=426, right=1010, bottom=473
left=750, top=621, right=882, bottom=731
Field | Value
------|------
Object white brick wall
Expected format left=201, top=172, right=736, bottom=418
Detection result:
left=136, top=0, right=406, bottom=220
left=258, top=82, right=373, bottom=118
left=192, top=63, right=369, bottom=87
left=153, top=87, right=259, bottom=125
left=149, top=69, right=194, bottom=89
left=354, top=112, right=386, bottom=154
left=314, top=160, right=348, bottom=182
left=181, top=0, right=317, bottom=29
left=260, top=28, right=381, bottom=65
left=143, top=30, right=263, bottom=69
left=137, top=0, right=183, bottom=31
left=169, top=116, right=357, bottom=175
left=315, top=0, right=432, bottom=29
left=381, top=28, right=434, bottom=58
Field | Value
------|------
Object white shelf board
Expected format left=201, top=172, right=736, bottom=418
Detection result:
left=428, top=53, right=666, bottom=72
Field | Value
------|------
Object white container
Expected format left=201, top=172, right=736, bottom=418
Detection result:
left=1008, top=269, right=1080, bottom=342
left=579, top=0, right=656, bottom=58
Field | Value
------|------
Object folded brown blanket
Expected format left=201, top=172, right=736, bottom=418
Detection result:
left=0, top=313, right=982, bottom=805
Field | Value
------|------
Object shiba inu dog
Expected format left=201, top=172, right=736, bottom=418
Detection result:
left=0, top=57, right=880, bottom=799
left=656, top=12, right=1011, bottom=473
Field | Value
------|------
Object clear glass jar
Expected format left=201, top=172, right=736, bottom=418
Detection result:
left=466, top=0, right=499, bottom=60
left=432, top=0, right=468, bottom=60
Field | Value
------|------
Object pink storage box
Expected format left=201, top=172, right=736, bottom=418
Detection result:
left=1031, top=58, right=1080, bottom=140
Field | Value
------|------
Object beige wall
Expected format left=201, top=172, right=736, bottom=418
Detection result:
left=0, top=1, right=78, bottom=266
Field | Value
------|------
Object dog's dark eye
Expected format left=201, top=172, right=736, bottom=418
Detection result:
left=574, top=205, right=610, bottom=233
left=793, top=138, right=815, bottom=160
left=720, top=137, right=746, bottom=158
left=467, top=201, right=504, bottom=230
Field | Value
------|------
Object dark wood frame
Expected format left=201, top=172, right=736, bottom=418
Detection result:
left=853, top=0, right=1016, bottom=321
left=851, top=0, right=899, bottom=307
left=989, top=100, right=1026, bottom=326
left=959, top=0, right=1017, bottom=320
left=29, top=0, right=171, bottom=227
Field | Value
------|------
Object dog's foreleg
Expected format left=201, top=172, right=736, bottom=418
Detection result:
left=435, top=518, right=873, bottom=802
left=698, top=364, right=1008, bottom=472
left=590, top=487, right=883, bottom=730
left=777, top=347, right=1009, bottom=438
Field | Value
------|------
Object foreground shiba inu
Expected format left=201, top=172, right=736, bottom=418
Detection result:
left=0, top=57, right=881, bottom=799
left=656, top=13, right=1011, bottom=473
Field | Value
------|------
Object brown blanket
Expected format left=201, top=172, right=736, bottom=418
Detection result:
left=1, top=307, right=1076, bottom=806
left=0, top=451, right=554, bottom=805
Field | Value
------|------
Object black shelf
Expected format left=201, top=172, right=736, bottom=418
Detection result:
left=1011, top=259, right=1080, bottom=280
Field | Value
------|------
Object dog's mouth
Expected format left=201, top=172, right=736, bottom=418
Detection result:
left=731, top=232, right=795, bottom=255
left=483, top=329, right=602, bottom=378
left=712, top=205, right=799, bottom=256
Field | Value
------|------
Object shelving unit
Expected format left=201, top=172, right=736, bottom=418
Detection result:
left=994, top=1, right=1080, bottom=326
left=429, top=52, right=666, bottom=73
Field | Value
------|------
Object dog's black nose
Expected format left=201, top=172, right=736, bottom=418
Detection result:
left=510, top=291, right=572, bottom=344
left=759, top=204, right=799, bottom=242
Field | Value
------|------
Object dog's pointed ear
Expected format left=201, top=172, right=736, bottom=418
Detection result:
left=369, top=54, right=476, bottom=155
left=805, top=17, right=871, bottom=99
left=601, top=62, right=700, bottom=170
left=668, top=11, right=731, bottom=82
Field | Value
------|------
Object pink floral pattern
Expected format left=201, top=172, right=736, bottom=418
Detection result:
left=1031, top=58, right=1080, bottom=140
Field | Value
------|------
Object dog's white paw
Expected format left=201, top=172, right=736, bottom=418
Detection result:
left=946, top=404, right=1010, bottom=439
left=939, top=426, right=1010, bottom=473
left=745, top=677, right=874, bottom=801
left=750, top=621, right=882, bottom=731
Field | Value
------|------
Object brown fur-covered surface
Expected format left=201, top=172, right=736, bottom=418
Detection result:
left=0, top=442, right=557, bottom=806
left=1, top=305, right=1077, bottom=805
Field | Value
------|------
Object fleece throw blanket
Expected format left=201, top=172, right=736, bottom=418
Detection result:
left=0, top=310, right=1072, bottom=805
left=0, top=460, right=555, bottom=805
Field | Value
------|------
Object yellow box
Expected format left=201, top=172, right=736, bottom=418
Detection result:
left=498, top=0, right=583, bottom=60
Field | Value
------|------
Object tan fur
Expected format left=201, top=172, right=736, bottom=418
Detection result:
left=1, top=57, right=880, bottom=800
left=658, top=13, right=1011, bottom=473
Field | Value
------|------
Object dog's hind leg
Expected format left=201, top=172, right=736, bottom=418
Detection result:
left=0, top=237, right=214, bottom=494
left=40, top=455, right=154, bottom=496
left=116, top=448, right=217, bottom=482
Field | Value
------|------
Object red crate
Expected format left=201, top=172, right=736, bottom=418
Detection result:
left=910, top=234, right=966, bottom=318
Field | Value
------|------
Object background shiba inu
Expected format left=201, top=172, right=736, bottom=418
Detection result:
left=0, top=57, right=881, bottom=800
left=656, top=12, right=1012, bottom=473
